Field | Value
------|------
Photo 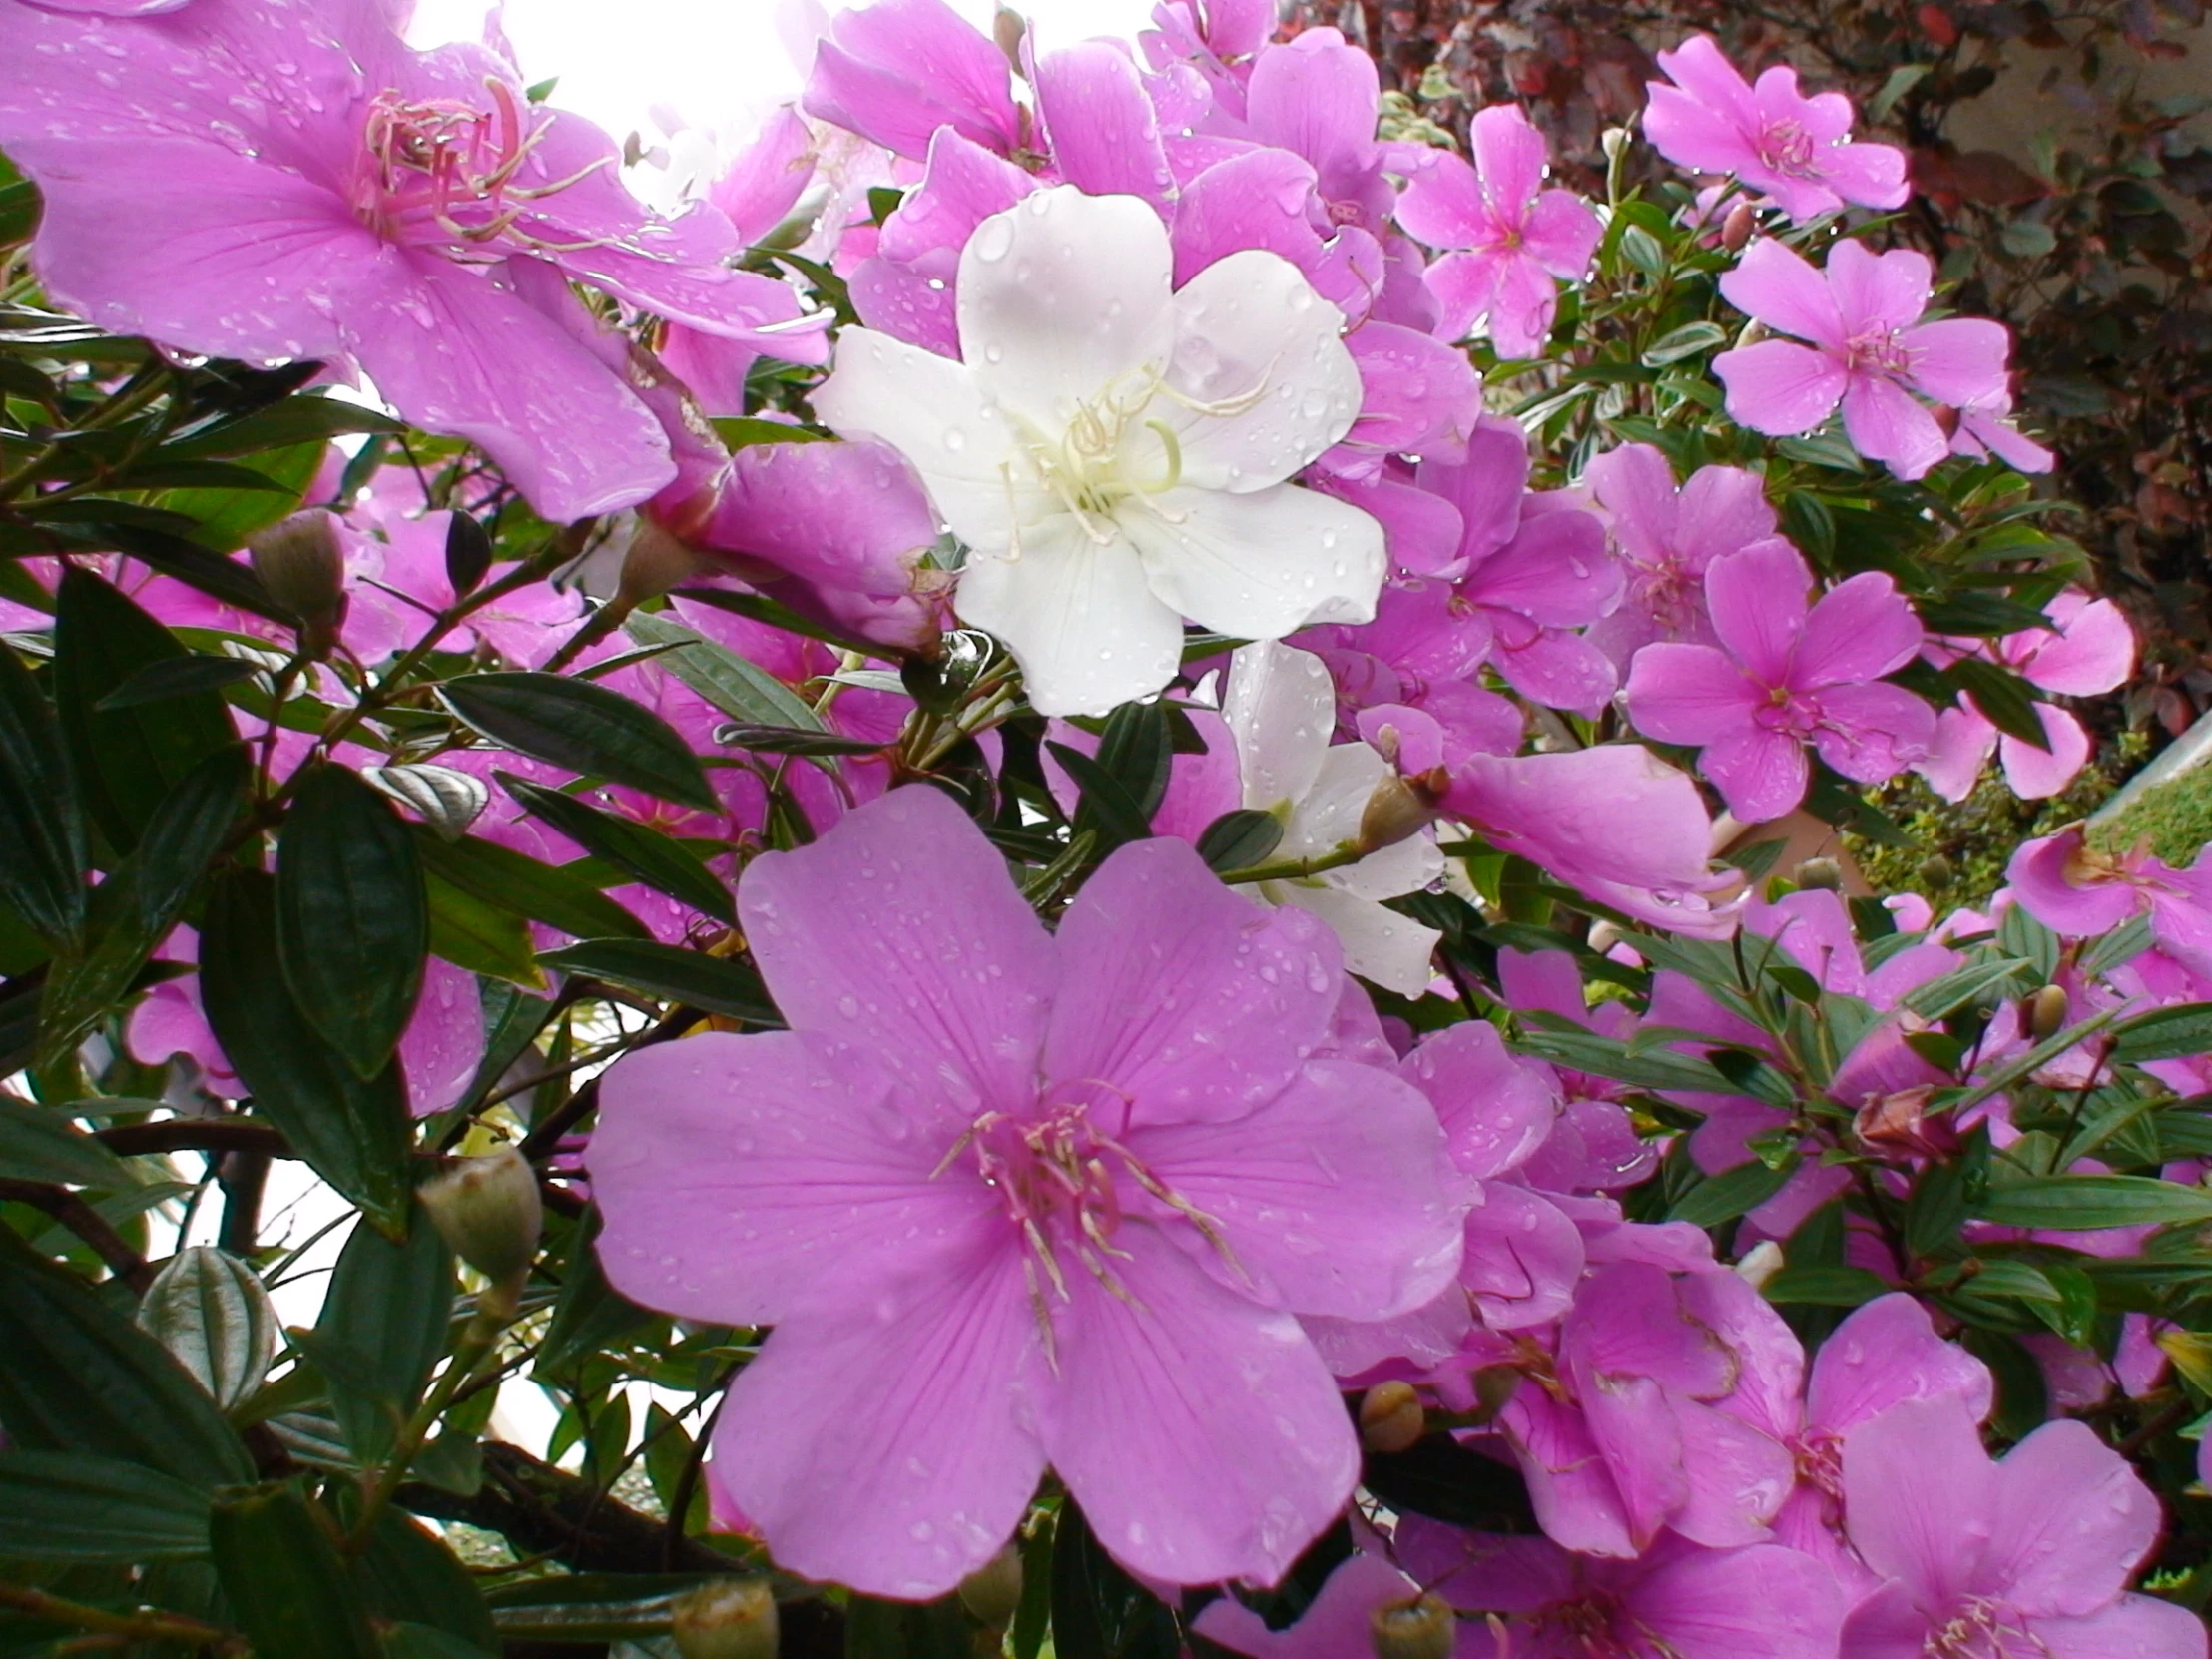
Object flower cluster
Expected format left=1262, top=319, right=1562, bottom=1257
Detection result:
left=0, top=0, right=2206, bottom=1654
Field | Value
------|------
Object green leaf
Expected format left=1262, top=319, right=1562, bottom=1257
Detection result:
left=131, top=743, right=252, bottom=936
left=486, top=1574, right=725, bottom=1642
left=315, top=1210, right=455, bottom=1463
left=135, top=1246, right=278, bottom=1412
left=424, top=869, right=547, bottom=988
left=1947, top=656, right=2050, bottom=752
left=364, top=764, right=490, bottom=841
left=210, top=1481, right=384, bottom=1659
left=277, top=764, right=429, bottom=1077
left=845, top=1595, right=974, bottom=1658
left=0, top=1224, right=255, bottom=1488
left=1515, top=1026, right=1737, bottom=1094
left=94, top=654, right=259, bottom=711
left=1667, top=1156, right=1799, bottom=1229
left=443, top=512, right=493, bottom=598
left=1641, top=320, right=1729, bottom=366
left=1977, top=1174, right=2212, bottom=1231
left=1902, top=957, right=2037, bottom=1021
left=52, top=569, right=235, bottom=852
left=0, top=642, right=86, bottom=948
left=1051, top=1499, right=1180, bottom=1659
left=1361, top=1430, right=1541, bottom=1529
left=715, top=721, right=888, bottom=757
left=200, top=869, right=413, bottom=1234
left=0, top=1094, right=138, bottom=1188
left=0, top=1448, right=212, bottom=1563
left=1867, top=61, right=1933, bottom=121
left=1092, top=701, right=1174, bottom=824
left=625, top=609, right=826, bottom=731
left=167, top=393, right=400, bottom=460
left=441, top=671, right=716, bottom=811
left=539, top=938, right=778, bottom=1021
left=1197, top=808, right=1283, bottom=873
left=1904, top=1128, right=1987, bottom=1261
left=534, top=1219, right=653, bottom=1376
left=1760, top=1266, right=1891, bottom=1307
left=501, top=775, right=734, bottom=924
left=1044, top=741, right=1154, bottom=848
left=2112, top=1002, right=2212, bottom=1065
left=352, top=1507, right=498, bottom=1654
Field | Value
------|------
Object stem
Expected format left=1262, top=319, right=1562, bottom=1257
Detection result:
left=1217, top=845, right=1367, bottom=885
left=0, top=1583, right=233, bottom=1651
left=216, top=1150, right=271, bottom=1258
left=0, top=1180, right=155, bottom=1293
left=343, top=1300, right=509, bottom=1554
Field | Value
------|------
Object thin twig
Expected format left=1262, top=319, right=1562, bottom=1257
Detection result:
left=0, top=1180, right=155, bottom=1293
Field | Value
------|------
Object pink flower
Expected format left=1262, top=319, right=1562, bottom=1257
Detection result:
left=1714, top=240, right=2013, bottom=480
left=2007, top=829, right=2212, bottom=978
left=0, top=0, right=821, bottom=522
left=1191, top=1552, right=1423, bottom=1657
left=1643, top=35, right=1909, bottom=222
left=1841, top=1396, right=2204, bottom=1659
left=1917, top=592, right=2135, bottom=803
left=586, top=787, right=1465, bottom=1597
left=1583, top=442, right=1793, bottom=667
left=1393, top=105, right=1603, bottom=357
left=801, top=0, right=1023, bottom=162
left=1624, top=541, right=1936, bottom=822
left=1948, top=388, right=2055, bottom=473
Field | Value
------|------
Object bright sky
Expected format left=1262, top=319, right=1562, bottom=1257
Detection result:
left=408, top=0, right=1156, bottom=165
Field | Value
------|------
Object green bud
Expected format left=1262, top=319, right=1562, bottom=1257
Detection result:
left=1358, top=1381, right=1425, bottom=1454
left=417, top=1147, right=541, bottom=1314
left=247, top=510, right=347, bottom=653
left=1371, top=1592, right=1455, bottom=1659
left=957, top=1545, right=1024, bottom=1629
left=671, top=1578, right=778, bottom=1659
left=1792, top=856, right=1844, bottom=892
left=2028, top=983, right=2069, bottom=1040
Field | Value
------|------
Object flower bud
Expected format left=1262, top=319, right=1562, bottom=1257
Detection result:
left=1470, top=1363, right=1522, bottom=1422
left=417, top=1146, right=541, bottom=1314
left=957, top=1546, right=1024, bottom=1629
left=1357, top=773, right=1436, bottom=855
left=2028, top=983, right=2069, bottom=1040
left=1371, top=1592, right=1455, bottom=1659
left=1586, top=920, right=1622, bottom=955
left=1358, top=1381, right=1425, bottom=1454
left=1599, top=126, right=1632, bottom=165
left=671, top=1577, right=778, bottom=1659
left=1719, top=200, right=1757, bottom=251
left=247, top=510, right=347, bottom=652
left=617, top=519, right=705, bottom=609
left=1918, top=854, right=1955, bottom=891
left=1792, top=856, right=1844, bottom=892
left=993, top=5, right=1026, bottom=71
left=1734, top=1240, right=1785, bottom=1290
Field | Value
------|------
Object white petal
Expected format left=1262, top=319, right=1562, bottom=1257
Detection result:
left=1162, top=249, right=1364, bottom=492
left=811, top=326, right=1035, bottom=554
left=1122, top=481, right=1385, bottom=641
left=955, top=516, right=1185, bottom=717
left=1332, top=831, right=1446, bottom=902
left=1274, top=885, right=1441, bottom=997
left=1224, top=641, right=1336, bottom=812
left=956, top=186, right=1177, bottom=434
left=1281, top=740, right=1386, bottom=855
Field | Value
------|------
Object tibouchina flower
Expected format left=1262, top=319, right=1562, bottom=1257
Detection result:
left=2007, top=828, right=2212, bottom=978
left=1394, top=105, right=1604, bottom=358
left=1624, top=541, right=1936, bottom=823
left=1713, top=240, right=2013, bottom=480
left=1643, top=35, right=1909, bottom=222
left=1841, top=1396, right=2206, bottom=1659
left=588, top=787, right=1464, bottom=1597
left=0, top=0, right=824, bottom=522
left=1223, top=642, right=1445, bottom=996
left=813, top=185, right=1386, bottom=716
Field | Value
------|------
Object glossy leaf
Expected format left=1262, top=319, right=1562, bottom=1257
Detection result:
left=0, top=1448, right=212, bottom=1562
left=315, top=1210, right=456, bottom=1463
left=415, top=830, right=648, bottom=943
left=441, top=672, right=716, bottom=811
left=538, top=938, right=779, bottom=1023
left=353, top=1507, right=498, bottom=1654
left=1196, top=809, right=1283, bottom=873
left=1050, top=1500, right=1179, bottom=1659
left=501, top=775, right=734, bottom=924
left=2112, top=1001, right=2212, bottom=1065
left=1978, top=1174, right=2212, bottom=1231
left=364, top=764, right=489, bottom=841
left=211, top=1481, right=384, bottom=1659
left=0, top=642, right=85, bottom=948
left=626, top=608, right=823, bottom=731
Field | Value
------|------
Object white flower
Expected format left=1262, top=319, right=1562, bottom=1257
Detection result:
left=811, top=185, right=1385, bottom=716
left=1223, top=643, right=1444, bottom=996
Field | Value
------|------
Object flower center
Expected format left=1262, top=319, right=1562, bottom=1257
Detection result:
left=1757, top=119, right=1820, bottom=177
left=356, top=80, right=610, bottom=259
left=1925, top=1597, right=2045, bottom=1658
left=1846, top=327, right=1916, bottom=379
left=1527, top=1589, right=1639, bottom=1657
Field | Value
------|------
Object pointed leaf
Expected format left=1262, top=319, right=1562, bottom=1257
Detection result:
left=210, top=1481, right=384, bottom=1659
left=625, top=608, right=825, bottom=732
left=441, top=671, right=716, bottom=811
left=538, top=939, right=779, bottom=1023
left=414, top=830, right=647, bottom=942
left=0, top=643, right=85, bottom=947
left=500, top=775, right=733, bottom=924
left=0, top=1094, right=138, bottom=1188
left=0, top=1449, right=212, bottom=1563
left=315, top=1210, right=456, bottom=1463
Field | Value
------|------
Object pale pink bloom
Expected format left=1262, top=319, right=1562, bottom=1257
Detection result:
left=1714, top=240, right=2013, bottom=480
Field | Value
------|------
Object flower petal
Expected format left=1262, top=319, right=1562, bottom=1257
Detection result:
left=1125, top=482, right=1385, bottom=641
left=1841, top=1394, right=1998, bottom=1613
left=1704, top=728, right=1812, bottom=822
left=1719, top=239, right=1848, bottom=350
left=1713, top=339, right=1851, bottom=437
left=1825, top=239, right=1931, bottom=335
left=1840, top=373, right=1949, bottom=480
left=1625, top=642, right=1763, bottom=745
left=1707, top=539, right=1812, bottom=681
left=1986, top=1418, right=2161, bottom=1617
left=1795, top=569, right=1923, bottom=686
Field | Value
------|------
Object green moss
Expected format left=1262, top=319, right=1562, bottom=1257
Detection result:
left=1846, top=732, right=2148, bottom=908
left=2087, top=762, right=2212, bottom=867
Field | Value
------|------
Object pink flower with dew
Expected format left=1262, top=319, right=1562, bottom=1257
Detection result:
left=801, top=0, right=1023, bottom=162
left=1393, top=105, right=1603, bottom=357
left=586, top=787, right=1466, bottom=1597
left=1624, top=540, right=1936, bottom=823
left=1643, top=34, right=1909, bottom=222
left=1714, top=240, right=2013, bottom=481
left=2007, top=828, right=2212, bottom=979
left=1841, top=1395, right=2204, bottom=1659
left=1917, top=592, right=2134, bottom=804
left=1582, top=442, right=1793, bottom=668
left=1397, top=1526, right=1845, bottom=1659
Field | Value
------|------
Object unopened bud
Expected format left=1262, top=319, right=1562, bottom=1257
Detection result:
left=417, top=1146, right=541, bottom=1315
left=1599, top=126, right=1632, bottom=165
left=1358, top=1381, right=1425, bottom=1454
left=1733, top=317, right=1769, bottom=350
left=1470, top=1364, right=1521, bottom=1421
left=1586, top=920, right=1622, bottom=956
left=1371, top=1592, right=1455, bottom=1659
left=1720, top=201, right=1756, bottom=252
left=2028, top=983, right=2069, bottom=1040
left=1734, top=1240, right=1785, bottom=1290
left=1918, top=854, right=1955, bottom=891
left=957, top=1546, right=1024, bottom=1629
left=617, top=519, right=704, bottom=608
left=1793, top=856, right=1844, bottom=892
left=1853, top=1084, right=1951, bottom=1162
left=1358, top=773, right=1436, bottom=855
left=247, top=510, right=348, bottom=652
left=671, top=1578, right=778, bottom=1659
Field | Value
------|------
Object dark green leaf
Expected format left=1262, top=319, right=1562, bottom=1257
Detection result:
left=1760, top=1266, right=1891, bottom=1307
left=424, top=869, right=545, bottom=987
left=94, top=655, right=258, bottom=711
left=277, top=765, right=428, bottom=1077
left=167, top=394, right=400, bottom=459
left=0, top=1449, right=212, bottom=1562
left=1196, top=809, right=1284, bottom=873
left=210, top=1481, right=383, bottom=1659
left=845, top=1595, right=974, bottom=1658
left=1668, top=1156, right=1799, bottom=1229
left=1051, top=1499, right=1180, bottom=1659
left=534, top=1221, right=654, bottom=1376
left=626, top=610, right=825, bottom=731
left=353, top=1507, right=497, bottom=1653
left=1904, top=1128, right=1987, bottom=1261
left=0, top=1224, right=255, bottom=1488
left=715, top=721, right=888, bottom=757
left=200, top=870, right=413, bottom=1234
left=136, top=1246, right=278, bottom=1412
left=0, top=642, right=85, bottom=948
left=1362, top=1432, right=1539, bottom=1530
left=539, top=938, right=779, bottom=1023
left=53, top=569, right=235, bottom=852
left=0, top=1094, right=137, bottom=1188
left=57, top=518, right=297, bottom=623
left=486, top=1574, right=723, bottom=1641
left=1902, top=958, right=2037, bottom=1021
left=1947, top=656, right=2050, bottom=751
left=2113, top=1002, right=2212, bottom=1065
left=382, top=1624, right=498, bottom=1659
left=1044, top=742, right=1154, bottom=848
left=501, top=775, right=733, bottom=924
left=1091, top=702, right=1173, bottom=825
left=315, top=1210, right=455, bottom=1462
left=441, top=672, right=716, bottom=810
left=131, top=743, right=251, bottom=935
left=364, top=764, right=489, bottom=841
left=1515, top=1026, right=1737, bottom=1094
left=1978, top=1174, right=2212, bottom=1231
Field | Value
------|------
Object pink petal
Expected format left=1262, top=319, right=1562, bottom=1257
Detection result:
left=1704, top=728, right=1813, bottom=822
left=1422, top=248, right=1511, bottom=346
left=1244, top=28, right=1384, bottom=204
left=1796, top=570, right=1924, bottom=687
left=2024, top=597, right=2134, bottom=696
left=1191, top=1554, right=1421, bottom=1659
left=1841, top=1394, right=1998, bottom=1612
left=741, top=786, right=1056, bottom=1114
left=1625, top=642, right=1762, bottom=745
left=1643, top=82, right=1762, bottom=180
left=1840, top=373, right=1950, bottom=481
left=710, top=1225, right=1045, bottom=1597
left=1626, top=1540, right=1846, bottom=1659
left=1825, top=239, right=1932, bottom=335
left=1390, top=148, right=1490, bottom=251
left=2006, top=831, right=2140, bottom=938
left=398, top=957, right=485, bottom=1118
left=803, top=0, right=1020, bottom=160
left=1503, top=1388, right=1644, bottom=1556
left=2029, top=1596, right=2211, bottom=1659
left=1998, top=707, right=2092, bottom=799
left=1718, top=239, right=1848, bottom=350
left=1823, top=141, right=1912, bottom=211
left=1919, top=703, right=1999, bottom=802
left=1705, top=540, right=1813, bottom=682
left=1714, top=340, right=1851, bottom=437
left=1586, top=442, right=1683, bottom=568
left=1677, top=464, right=1784, bottom=560
left=1401, top=1019, right=1561, bottom=1179
left=1523, top=187, right=1603, bottom=278
left=1034, top=41, right=1177, bottom=210
left=1045, top=837, right=1342, bottom=1125
left=1807, top=1294, right=1993, bottom=1439
left=1985, top=1419, right=2162, bottom=1617
left=1045, top=1220, right=1359, bottom=1585
left=1468, top=103, right=1549, bottom=221
left=1461, top=1182, right=1584, bottom=1330
left=1483, top=248, right=1564, bottom=357
left=1494, top=627, right=1619, bottom=717
left=1900, top=318, right=2014, bottom=408
left=1808, top=682, right=1938, bottom=782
